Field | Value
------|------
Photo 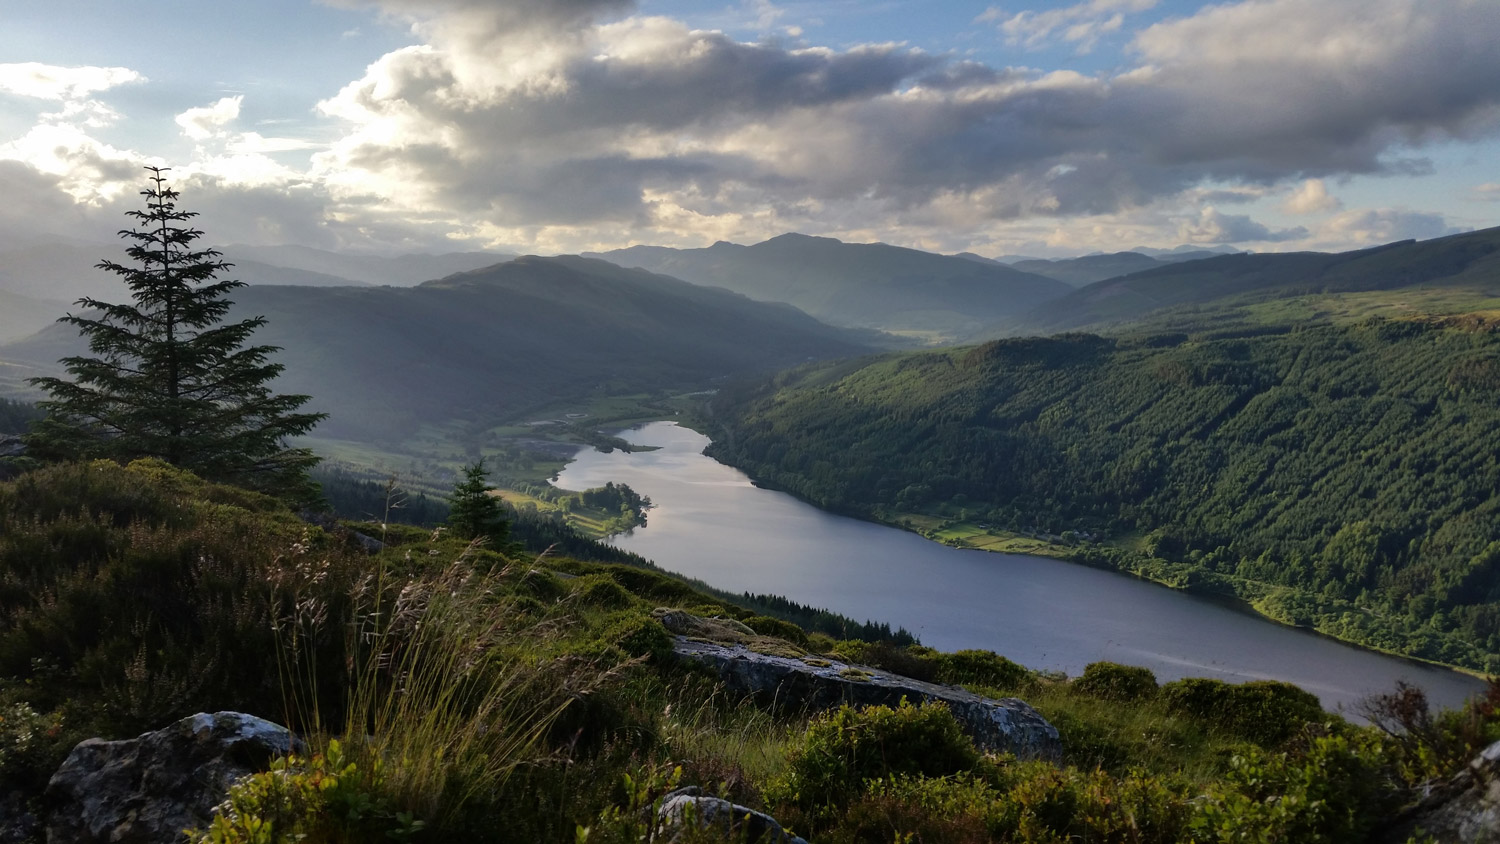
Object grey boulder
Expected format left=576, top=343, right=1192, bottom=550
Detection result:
left=657, top=787, right=808, bottom=844
left=45, top=711, right=300, bottom=844
left=1388, top=739, right=1500, bottom=843
left=674, top=638, right=1060, bottom=762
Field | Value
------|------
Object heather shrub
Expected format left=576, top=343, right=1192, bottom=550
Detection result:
left=769, top=700, right=978, bottom=813
left=1190, top=733, right=1395, bottom=843
left=1160, top=678, right=1323, bottom=746
left=1073, top=661, right=1159, bottom=702
left=936, top=649, right=1031, bottom=692
left=744, top=615, right=808, bottom=647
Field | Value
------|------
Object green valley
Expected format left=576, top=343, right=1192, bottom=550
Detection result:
left=707, top=316, right=1500, bottom=672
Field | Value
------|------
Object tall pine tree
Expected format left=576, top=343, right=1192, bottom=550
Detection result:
left=27, top=167, right=326, bottom=501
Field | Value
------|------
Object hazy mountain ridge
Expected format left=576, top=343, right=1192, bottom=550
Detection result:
left=222, top=244, right=517, bottom=286
left=1003, top=227, right=1500, bottom=336
left=587, top=232, right=1070, bottom=340
left=0, top=290, right=68, bottom=345
left=0, top=255, right=871, bottom=441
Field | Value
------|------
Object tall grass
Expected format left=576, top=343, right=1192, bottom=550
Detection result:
left=270, top=516, right=620, bottom=830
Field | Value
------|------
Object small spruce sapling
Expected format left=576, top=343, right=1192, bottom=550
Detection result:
left=446, top=459, right=510, bottom=545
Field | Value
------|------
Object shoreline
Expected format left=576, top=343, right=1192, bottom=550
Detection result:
left=869, top=511, right=1491, bottom=682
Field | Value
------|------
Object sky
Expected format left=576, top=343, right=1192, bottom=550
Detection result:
left=1, top=0, right=1498, bottom=258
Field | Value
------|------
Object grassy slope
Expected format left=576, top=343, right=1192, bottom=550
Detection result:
left=3, top=458, right=1488, bottom=843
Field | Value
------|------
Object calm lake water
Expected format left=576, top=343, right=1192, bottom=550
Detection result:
left=553, top=420, right=1485, bottom=715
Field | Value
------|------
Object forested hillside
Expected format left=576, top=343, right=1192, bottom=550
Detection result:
left=709, top=318, right=1500, bottom=670
left=1004, top=226, right=1500, bottom=336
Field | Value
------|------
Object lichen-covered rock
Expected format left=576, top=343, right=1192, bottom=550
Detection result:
left=674, top=638, right=1061, bottom=762
left=45, top=711, right=300, bottom=844
left=656, top=787, right=809, bottom=844
left=1386, top=740, right=1500, bottom=843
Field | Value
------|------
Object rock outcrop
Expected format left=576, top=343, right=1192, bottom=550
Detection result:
left=1386, top=739, right=1500, bottom=843
left=656, top=786, right=809, bottom=844
left=46, top=711, right=300, bottom=844
left=673, top=638, right=1061, bottom=761
left=0, top=436, right=24, bottom=458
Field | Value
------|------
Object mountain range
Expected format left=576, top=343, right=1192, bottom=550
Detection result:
left=586, top=232, right=1069, bottom=340
left=1005, top=227, right=1500, bottom=336
left=0, top=255, right=871, bottom=441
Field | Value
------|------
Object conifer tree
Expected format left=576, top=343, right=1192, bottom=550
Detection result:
left=446, top=459, right=510, bottom=544
left=26, top=167, right=326, bottom=500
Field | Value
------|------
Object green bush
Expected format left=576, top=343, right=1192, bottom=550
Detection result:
left=1160, top=678, right=1325, bottom=746
left=609, top=615, right=675, bottom=662
left=826, top=764, right=1191, bottom=844
left=744, top=615, right=809, bottom=647
left=0, top=701, right=69, bottom=792
left=935, top=649, right=1031, bottom=692
left=830, top=641, right=938, bottom=683
left=576, top=575, right=635, bottom=610
left=771, top=700, right=978, bottom=812
left=195, top=740, right=426, bottom=843
left=1190, top=734, right=1395, bottom=843
left=1073, top=662, right=1158, bottom=702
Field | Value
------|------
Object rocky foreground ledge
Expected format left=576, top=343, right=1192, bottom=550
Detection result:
left=672, top=637, right=1062, bottom=762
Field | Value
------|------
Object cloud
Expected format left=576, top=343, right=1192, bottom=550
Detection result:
left=0, top=123, right=145, bottom=203
left=1127, top=0, right=1500, bottom=175
left=1281, top=179, right=1341, bottom=214
left=293, top=0, right=1500, bottom=253
left=984, top=0, right=1157, bottom=53
left=5, top=0, right=1499, bottom=257
left=1317, top=208, right=1464, bottom=245
left=1178, top=207, right=1308, bottom=244
left=176, top=96, right=245, bottom=141
left=0, top=63, right=143, bottom=101
left=1473, top=183, right=1500, bottom=202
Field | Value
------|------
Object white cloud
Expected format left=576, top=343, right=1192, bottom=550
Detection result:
left=1177, top=207, right=1308, bottom=244
left=1317, top=207, right=1463, bottom=246
left=176, top=96, right=245, bottom=141
left=988, top=0, right=1157, bottom=53
left=1473, top=183, right=1500, bottom=202
left=0, top=63, right=143, bottom=101
left=0, top=123, right=144, bottom=203
left=1281, top=179, right=1342, bottom=214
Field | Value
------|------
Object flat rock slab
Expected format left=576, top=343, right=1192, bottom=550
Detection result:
left=674, top=638, right=1061, bottom=762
